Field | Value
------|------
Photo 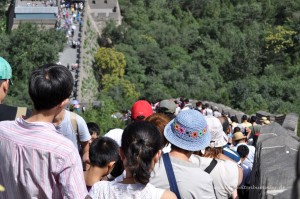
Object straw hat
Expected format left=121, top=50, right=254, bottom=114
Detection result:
left=232, top=132, right=247, bottom=141
left=260, top=117, right=270, bottom=124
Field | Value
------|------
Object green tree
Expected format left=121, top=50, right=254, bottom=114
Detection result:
left=81, top=94, right=125, bottom=134
left=94, top=47, right=140, bottom=108
left=1, top=23, right=66, bottom=107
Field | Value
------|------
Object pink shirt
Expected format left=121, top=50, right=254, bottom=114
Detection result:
left=0, top=118, right=88, bottom=198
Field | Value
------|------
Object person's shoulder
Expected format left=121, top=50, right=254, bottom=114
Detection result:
left=190, top=154, right=212, bottom=165
left=221, top=158, right=239, bottom=167
left=88, top=181, right=110, bottom=199
left=90, top=180, right=111, bottom=193
left=248, top=144, right=256, bottom=151
left=223, top=147, right=241, bottom=162
left=93, top=180, right=110, bottom=187
left=0, top=103, right=16, bottom=109
left=0, top=104, right=17, bottom=121
left=161, top=189, right=177, bottom=199
left=71, top=111, right=86, bottom=122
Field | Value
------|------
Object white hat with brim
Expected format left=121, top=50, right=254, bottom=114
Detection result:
left=164, top=109, right=211, bottom=151
left=205, top=116, right=228, bottom=148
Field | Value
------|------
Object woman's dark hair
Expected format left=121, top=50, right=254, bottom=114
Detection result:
left=89, top=137, right=119, bottom=167
left=29, top=64, right=73, bottom=111
left=121, top=121, right=162, bottom=185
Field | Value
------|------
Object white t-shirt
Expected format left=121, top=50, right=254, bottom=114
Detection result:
left=89, top=181, right=165, bottom=199
left=190, top=155, right=239, bottom=199
left=234, top=143, right=255, bottom=169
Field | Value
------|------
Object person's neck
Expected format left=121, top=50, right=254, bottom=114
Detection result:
left=240, top=157, right=246, bottom=163
left=26, top=110, right=56, bottom=123
left=121, top=170, right=137, bottom=184
left=84, top=166, right=106, bottom=186
left=169, top=149, right=192, bottom=162
left=52, top=109, right=66, bottom=126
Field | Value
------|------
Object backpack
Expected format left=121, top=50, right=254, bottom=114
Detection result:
left=70, top=112, right=81, bottom=152
left=15, top=107, right=28, bottom=119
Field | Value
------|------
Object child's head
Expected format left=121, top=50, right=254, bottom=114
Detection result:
left=89, top=137, right=119, bottom=172
left=121, top=121, right=162, bottom=185
left=87, top=122, right=100, bottom=142
left=237, top=145, right=249, bottom=159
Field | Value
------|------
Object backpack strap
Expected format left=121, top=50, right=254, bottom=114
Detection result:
left=204, top=158, right=218, bottom=174
left=252, top=124, right=256, bottom=134
left=70, top=111, right=79, bottom=138
left=15, top=107, right=27, bottom=119
left=162, top=153, right=181, bottom=199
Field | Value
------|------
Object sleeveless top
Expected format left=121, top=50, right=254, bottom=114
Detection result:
left=89, top=181, right=165, bottom=199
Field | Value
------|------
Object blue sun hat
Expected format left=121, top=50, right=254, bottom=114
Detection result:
left=164, top=109, right=211, bottom=151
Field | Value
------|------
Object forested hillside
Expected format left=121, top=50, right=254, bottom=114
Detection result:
left=100, top=0, right=300, bottom=115
left=1, top=0, right=300, bottom=133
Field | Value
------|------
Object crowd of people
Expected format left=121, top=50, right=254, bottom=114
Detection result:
left=55, top=0, right=84, bottom=101
left=0, top=57, right=271, bottom=198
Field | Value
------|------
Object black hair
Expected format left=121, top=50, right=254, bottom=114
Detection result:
left=237, top=145, right=249, bottom=158
left=110, top=157, right=125, bottom=178
left=230, top=115, right=238, bottom=123
left=204, top=103, right=210, bottom=108
left=250, top=116, right=257, bottom=124
left=87, top=122, right=100, bottom=136
left=241, top=114, right=248, bottom=122
left=89, top=137, right=119, bottom=167
left=28, top=64, right=73, bottom=111
left=121, top=121, right=162, bottom=185
left=218, top=116, right=230, bottom=133
left=233, top=126, right=241, bottom=133
left=196, top=101, right=202, bottom=107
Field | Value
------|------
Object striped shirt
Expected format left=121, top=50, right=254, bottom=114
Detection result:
left=0, top=118, right=88, bottom=199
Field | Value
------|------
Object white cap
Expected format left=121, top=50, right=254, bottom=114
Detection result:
left=104, top=128, right=123, bottom=147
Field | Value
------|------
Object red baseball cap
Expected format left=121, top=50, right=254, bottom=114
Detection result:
left=131, top=100, right=153, bottom=121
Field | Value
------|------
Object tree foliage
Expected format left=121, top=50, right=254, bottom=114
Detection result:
left=1, top=0, right=300, bottom=133
left=94, top=47, right=140, bottom=109
left=0, top=23, right=66, bottom=107
left=101, top=0, right=300, bottom=119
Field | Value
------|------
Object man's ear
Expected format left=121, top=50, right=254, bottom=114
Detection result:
left=60, top=98, right=69, bottom=108
left=108, top=161, right=116, bottom=170
left=1, top=79, right=9, bottom=94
